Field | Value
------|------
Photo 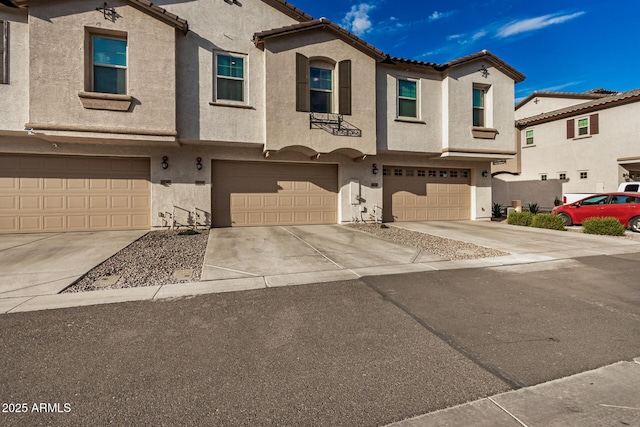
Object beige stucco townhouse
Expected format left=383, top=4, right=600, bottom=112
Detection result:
left=0, top=0, right=524, bottom=233
left=492, top=89, right=640, bottom=209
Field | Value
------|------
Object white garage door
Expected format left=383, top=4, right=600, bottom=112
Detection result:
left=0, top=154, right=150, bottom=233
left=212, top=161, right=338, bottom=227
left=383, top=166, right=471, bottom=222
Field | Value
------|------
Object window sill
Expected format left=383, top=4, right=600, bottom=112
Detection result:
left=573, top=135, right=592, bottom=140
left=394, top=118, right=426, bottom=124
left=78, top=92, right=132, bottom=111
left=209, top=102, right=255, bottom=110
left=471, top=126, right=498, bottom=139
left=522, top=144, right=536, bottom=148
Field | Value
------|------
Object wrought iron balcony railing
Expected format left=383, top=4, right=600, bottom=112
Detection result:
left=309, top=113, right=362, bottom=137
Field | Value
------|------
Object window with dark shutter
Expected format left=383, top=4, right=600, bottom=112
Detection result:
left=295, top=53, right=309, bottom=112
left=0, top=20, right=7, bottom=84
left=566, top=119, right=575, bottom=139
left=590, top=113, right=599, bottom=135
left=338, top=60, right=351, bottom=115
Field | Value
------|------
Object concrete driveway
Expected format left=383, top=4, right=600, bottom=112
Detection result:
left=201, top=225, right=443, bottom=282
left=0, top=231, right=147, bottom=299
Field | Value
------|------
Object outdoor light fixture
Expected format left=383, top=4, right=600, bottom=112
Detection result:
left=482, top=170, right=488, bottom=177
left=196, top=157, right=203, bottom=170
left=372, top=163, right=378, bottom=175
left=161, top=156, right=169, bottom=170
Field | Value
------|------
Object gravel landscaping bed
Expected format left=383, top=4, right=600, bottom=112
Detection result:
left=64, top=230, right=209, bottom=293
left=348, top=223, right=508, bottom=260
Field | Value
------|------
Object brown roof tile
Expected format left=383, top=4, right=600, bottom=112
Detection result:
left=253, top=18, right=386, bottom=60
left=516, top=88, right=640, bottom=127
left=261, top=0, right=314, bottom=22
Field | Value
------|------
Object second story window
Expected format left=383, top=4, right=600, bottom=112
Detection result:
left=296, top=53, right=351, bottom=115
left=92, top=35, right=127, bottom=94
left=398, top=79, right=417, bottom=118
left=216, top=53, right=245, bottom=102
left=310, top=66, right=332, bottom=113
left=525, top=129, right=534, bottom=144
left=473, top=87, right=485, bottom=127
left=577, top=117, right=589, bottom=136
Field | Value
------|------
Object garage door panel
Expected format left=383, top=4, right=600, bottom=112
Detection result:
left=0, top=154, right=150, bottom=233
left=212, top=161, right=337, bottom=227
left=384, top=167, right=471, bottom=222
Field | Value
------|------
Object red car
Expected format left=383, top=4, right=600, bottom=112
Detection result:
left=552, top=192, right=640, bottom=232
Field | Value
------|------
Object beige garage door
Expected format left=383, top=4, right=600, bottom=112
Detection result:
left=212, top=161, right=338, bottom=227
left=0, top=154, right=150, bottom=233
left=383, top=166, right=471, bottom=222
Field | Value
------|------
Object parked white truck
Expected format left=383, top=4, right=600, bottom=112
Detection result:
left=562, top=182, right=640, bottom=204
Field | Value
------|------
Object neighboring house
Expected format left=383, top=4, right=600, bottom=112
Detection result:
left=0, top=0, right=524, bottom=234
left=492, top=89, right=640, bottom=209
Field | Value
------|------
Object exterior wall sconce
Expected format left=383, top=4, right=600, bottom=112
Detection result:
left=161, top=156, right=169, bottom=170
left=372, top=163, right=378, bottom=175
left=196, top=157, right=203, bottom=170
left=482, top=170, right=488, bottom=177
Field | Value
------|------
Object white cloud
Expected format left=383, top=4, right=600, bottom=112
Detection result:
left=429, top=10, right=454, bottom=22
left=342, top=3, right=375, bottom=36
left=497, top=12, right=585, bottom=38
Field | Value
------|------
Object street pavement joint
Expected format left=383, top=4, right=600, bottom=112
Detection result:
left=362, top=276, right=525, bottom=390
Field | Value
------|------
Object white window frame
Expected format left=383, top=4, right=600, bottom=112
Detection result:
left=309, top=61, right=334, bottom=113
left=525, top=129, right=534, bottom=145
left=397, top=77, right=419, bottom=119
left=92, top=34, right=128, bottom=94
left=473, top=86, right=486, bottom=127
left=214, top=51, right=248, bottom=105
left=577, top=117, right=589, bottom=136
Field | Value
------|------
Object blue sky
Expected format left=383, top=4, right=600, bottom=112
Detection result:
left=287, top=0, right=640, bottom=102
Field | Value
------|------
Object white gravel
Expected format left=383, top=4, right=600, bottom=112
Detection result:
left=64, top=230, right=209, bottom=293
left=348, top=223, right=508, bottom=260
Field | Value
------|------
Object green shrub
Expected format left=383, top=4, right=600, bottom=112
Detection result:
left=582, top=217, right=626, bottom=236
left=492, top=202, right=502, bottom=218
left=507, top=211, right=533, bottom=226
left=527, top=202, right=539, bottom=215
left=178, top=229, right=200, bottom=235
left=531, top=213, right=566, bottom=230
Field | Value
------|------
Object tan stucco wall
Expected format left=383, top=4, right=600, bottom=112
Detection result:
left=27, top=0, right=176, bottom=136
left=514, top=101, right=640, bottom=195
left=262, top=30, right=377, bottom=155
left=443, top=61, right=516, bottom=154
left=0, top=7, right=29, bottom=132
left=376, top=64, right=443, bottom=153
left=170, top=0, right=298, bottom=144
left=516, top=96, right=597, bottom=120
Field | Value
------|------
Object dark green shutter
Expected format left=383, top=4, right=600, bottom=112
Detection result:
left=295, top=53, right=309, bottom=112
left=566, top=119, right=575, bottom=139
left=338, top=60, right=351, bottom=115
left=0, top=20, right=7, bottom=84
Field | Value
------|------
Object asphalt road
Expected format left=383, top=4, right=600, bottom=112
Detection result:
left=1, top=252, right=639, bottom=426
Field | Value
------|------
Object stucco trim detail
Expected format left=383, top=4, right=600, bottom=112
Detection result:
left=25, top=122, right=177, bottom=137
left=470, top=126, right=498, bottom=139
left=209, top=102, right=256, bottom=110
left=78, top=92, right=133, bottom=111
left=394, top=118, right=427, bottom=125
left=442, top=147, right=516, bottom=155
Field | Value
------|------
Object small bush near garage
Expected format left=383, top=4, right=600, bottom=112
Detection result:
left=582, top=217, right=626, bottom=236
left=531, top=213, right=565, bottom=230
left=507, top=211, right=533, bottom=226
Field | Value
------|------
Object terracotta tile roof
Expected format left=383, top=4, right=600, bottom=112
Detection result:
left=125, top=0, right=188, bottom=33
left=515, top=90, right=612, bottom=111
left=253, top=18, right=386, bottom=60
left=516, top=88, right=640, bottom=127
left=261, top=0, right=314, bottom=22
left=386, top=50, right=525, bottom=83
left=4, top=0, right=188, bottom=33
